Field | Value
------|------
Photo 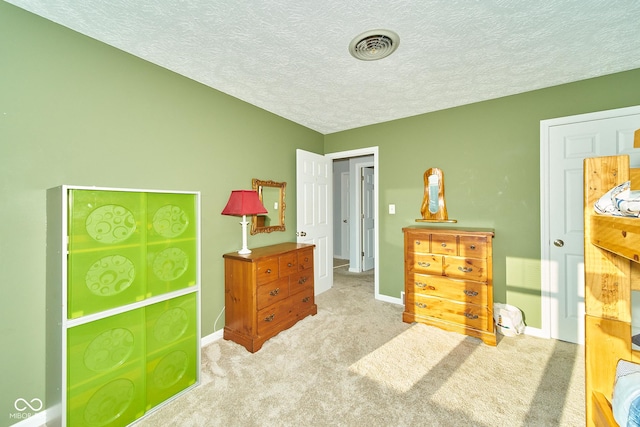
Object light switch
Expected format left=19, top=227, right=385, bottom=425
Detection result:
left=388, top=204, right=396, bottom=214
left=274, top=202, right=278, bottom=210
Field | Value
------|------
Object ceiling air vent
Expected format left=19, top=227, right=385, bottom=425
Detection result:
left=349, top=29, right=400, bottom=61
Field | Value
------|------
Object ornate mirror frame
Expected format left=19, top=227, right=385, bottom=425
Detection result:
left=250, top=179, right=286, bottom=234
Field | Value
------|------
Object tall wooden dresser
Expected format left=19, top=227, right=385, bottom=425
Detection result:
left=402, top=226, right=496, bottom=345
left=223, top=242, right=316, bottom=352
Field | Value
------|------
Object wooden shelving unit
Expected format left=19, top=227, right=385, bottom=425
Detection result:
left=584, top=154, right=640, bottom=426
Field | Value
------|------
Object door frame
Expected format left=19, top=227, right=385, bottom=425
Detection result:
left=326, top=147, right=380, bottom=300
left=539, top=105, right=640, bottom=340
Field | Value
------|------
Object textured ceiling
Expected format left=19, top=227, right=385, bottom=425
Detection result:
left=6, top=0, right=640, bottom=134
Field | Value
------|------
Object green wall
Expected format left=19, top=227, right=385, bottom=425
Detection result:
left=326, top=67, right=640, bottom=334
left=0, top=3, right=323, bottom=424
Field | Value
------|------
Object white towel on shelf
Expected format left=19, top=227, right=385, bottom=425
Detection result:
left=594, top=181, right=640, bottom=217
left=613, top=360, right=640, bottom=426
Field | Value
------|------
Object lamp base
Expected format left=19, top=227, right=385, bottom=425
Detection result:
left=238, top=216, right=251, bottom=255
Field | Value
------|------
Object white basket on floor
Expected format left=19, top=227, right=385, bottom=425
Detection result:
left=493, top=303, right=525, bottom=337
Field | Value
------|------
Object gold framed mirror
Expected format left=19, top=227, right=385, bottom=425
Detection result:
left=250, top=179, right=286, bottom=234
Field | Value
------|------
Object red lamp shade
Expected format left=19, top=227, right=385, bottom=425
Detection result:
left=221, top=190, right=267, bottom=216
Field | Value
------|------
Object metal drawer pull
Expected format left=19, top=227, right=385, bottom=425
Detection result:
left=416, top=240, right=422, bottom=245
left=418, top=262, right=431, bottom=268
left=266, top=268, right=272, bottom=274
left=288, top=262, right=293, bottom=267
left=304, top=257, right=309, bottom=262
left=298, top=277, right=307, bottom=284
left=441, top=243, right=447, bottom=247
left=415, top=302, right=427, bottom=308
left=464, top=313, right=478, bottom=320
left=470, top=245, right=476, bottom=250
left=463, top=290, right=478, bottom=297
left=302, top=297, right=310, bottom=303
left=458, top=266, right=473, bottom=273
left=416, top=282, right=436, bottom=291
left=269, top=288, right=280, bottom=296
left=264, top=314, right=275, bottom=322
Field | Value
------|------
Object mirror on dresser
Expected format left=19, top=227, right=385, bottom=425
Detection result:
left=250, top=179, right=286, bottom=234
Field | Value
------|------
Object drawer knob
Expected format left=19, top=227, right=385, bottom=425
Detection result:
left=288, top=262, right=293, bottom=267
left=464, top=313, right=478, bottom=320
left=463, top=290, right=478, bottom=297
left=417, top=262, right=431, bottom=268
left=415, top=302, right=427, bottom=309
left=458, top=266, right=473, bottom=273
left=441, top=243, right=447, bottom=247
left=264, top=314, right=275, bottom=322
left=416, top=282, right=426, bottom=288
left=416, top=240, right=422, bottom=245
left=269, top=288, right=280, bottom=296
left=302, top=297, right=310, bottom=303
left=266, top=268, right=272, bottom=274
left=304, top=257, right=309, bottom=262
left=299, top=277, right=307, bottom=284
left=470, top=245, right=476, bottom=250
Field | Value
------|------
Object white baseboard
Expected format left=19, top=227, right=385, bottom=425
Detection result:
left=201, top=329, right=223, bottom=347
left=523, top=325, right=548, bottom=339
left=376, top=294, right=403, bottom=305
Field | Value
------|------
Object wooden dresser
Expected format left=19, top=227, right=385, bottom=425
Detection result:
left=223, top=242, right=316, bottom=352
left=402, top=226, right=496, bottom=345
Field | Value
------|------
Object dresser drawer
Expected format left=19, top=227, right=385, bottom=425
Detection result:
left=257, top=298, right=293, bottom=336
left=297, top=248, right=314, bottom=271
left=256, top=257, right=279, bottom=285
left=444, top=257, right=487, bottom=281
left=407, top=274, right=487, bottom=306
left=408, top=293, right=490, bottom=331
left=407, top=253, right=442, bottom=275
left=279, top=253, right=298, bottom=277
left=256, top=277, right=290, bottom=311
left=406, top=234, right=431, bottom=254
left=430, top=234, right=457, bottom=255
left=290, top=287, right=314, bottom=318
left=290, top=270, right=314, bottom=295
left=459, top=235, right=488, bottom=258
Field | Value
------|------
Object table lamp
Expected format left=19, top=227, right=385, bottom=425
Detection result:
left=221, top=190, right=268, bottom=254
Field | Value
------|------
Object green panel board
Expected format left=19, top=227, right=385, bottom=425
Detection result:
left=68, top=190, right=198, bottom=318
left=67, top=309, right=146, bottom=426
left=146, top=193, right=198, bottom=297
left=145, top=293, right=198, bottom=410
left=68, top=190, right=147, bottom=318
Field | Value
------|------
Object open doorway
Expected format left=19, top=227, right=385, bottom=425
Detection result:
left=332, top=156, right=374, bottom=272
left=326, top=147, right=379, bottom=298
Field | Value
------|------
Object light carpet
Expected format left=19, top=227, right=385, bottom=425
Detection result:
left=138, top=266, right=585, bottom=427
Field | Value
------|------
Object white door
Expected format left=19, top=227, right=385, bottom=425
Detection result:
left=340, top=172, right=350, bottom=261
left=542, top=106, right=640, bottom=344
left=362, top=167, right=375, bottom=271
left=296, top=149, right=333, bottom=295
